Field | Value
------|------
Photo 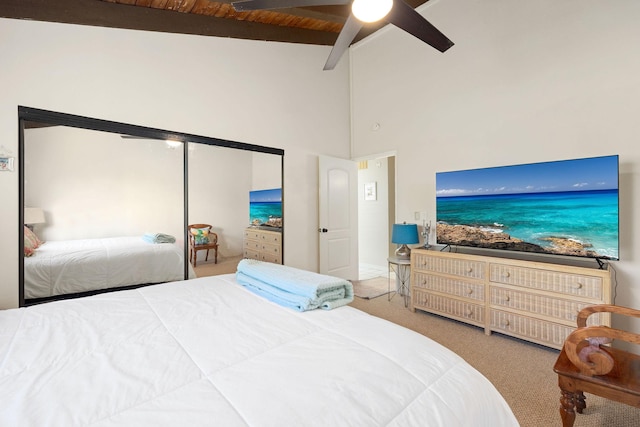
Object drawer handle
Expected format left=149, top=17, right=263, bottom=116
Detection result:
left=465, top=308, right=473, bottom=316
left=466, top=288, right=473, bottom=295
left=503, top=320, right=510, bottom=327
left=575, top=282, right=583, bottom=289
left=422, top=279, right=427, bottom=285
left=504, top=271, right=511, bottom=278
left=505, top=295, right=510, bottom=302
left=467, top=267, right=473, bottom=273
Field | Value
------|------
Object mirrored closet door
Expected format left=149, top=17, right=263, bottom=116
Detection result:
left=19, top=107, right=284, bottom=306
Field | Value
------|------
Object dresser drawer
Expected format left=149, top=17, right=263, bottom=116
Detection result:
left=413, top=253, right=485, bottom=280
left=243, top=248, right=260, bottom=260
left=244, top=230, right=261, bottom=240
left=489, top=287, right=605, bottom=326
left=489, top=264, right=604, bottom=299
left=259, top=232, right=281, bottom=245
left=260, top=252, right=282, bottom=264
left=413, top=272, right=484, bottom=302
left=413, top=289, right=485, bottom=325
left=489, top=309, right=576, bottom=349
left=260, top=242, right=280, bottom=256
left=244, top=239, right=261, bottom=251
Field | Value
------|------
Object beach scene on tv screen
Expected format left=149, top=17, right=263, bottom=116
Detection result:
left=436, top=155, right=619, bottom=260
left=249, top=188, right=282, bottom=228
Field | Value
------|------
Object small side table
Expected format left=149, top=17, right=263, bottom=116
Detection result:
left=387, top=256, right=411, bottom=308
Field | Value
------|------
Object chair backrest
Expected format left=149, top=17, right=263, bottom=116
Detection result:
left=563, top=304, right=640, bottom=376
left=188, top=224, right=212, bottom=232
left=188, top=224, right=217, bottom=245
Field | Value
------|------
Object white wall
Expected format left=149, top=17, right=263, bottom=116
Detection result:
left=251, top=151, right=282, bottom=191
left=0, top=18, right=351, bottom=308
left=358, top=157, right=391, bottom=270
left=25, top=126, right=185, bottom=241
left=350, top=0, right=640, bottom=333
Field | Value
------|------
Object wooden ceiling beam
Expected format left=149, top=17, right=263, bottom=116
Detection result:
left=0, top=0, right=345, bottom=45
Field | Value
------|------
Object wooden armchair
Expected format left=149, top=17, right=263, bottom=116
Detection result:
left=188, top=224, right=218, bottom=267
left=553, top=304, right=640, bottom=427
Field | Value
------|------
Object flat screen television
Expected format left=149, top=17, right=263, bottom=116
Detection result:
left=249, top=188, right=282, bottom=229
left=435, top=155, right=619, bottom=261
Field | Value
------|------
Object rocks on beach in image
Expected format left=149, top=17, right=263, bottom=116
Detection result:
left=251, top=217, right=282, bottom=228
left=436, top=223, right=602, bottom=258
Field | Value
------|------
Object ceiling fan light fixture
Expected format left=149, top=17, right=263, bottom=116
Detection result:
left=351, top=0, right=393, bottom=23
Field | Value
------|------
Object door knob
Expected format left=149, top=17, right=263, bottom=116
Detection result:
left=318, top=228, right=328, bottom=233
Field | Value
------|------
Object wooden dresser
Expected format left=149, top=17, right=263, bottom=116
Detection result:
left=410, top=249, right=612, bottom=349
left=243, top=227, right=282, bottom=264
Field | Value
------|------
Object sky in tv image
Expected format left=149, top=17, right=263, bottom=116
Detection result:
left=250, top=188, right=282, bottom=203
left=436, top=155, right=619, bottom=260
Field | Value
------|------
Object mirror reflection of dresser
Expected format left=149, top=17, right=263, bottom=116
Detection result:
left=243, top=227, right=282, bottom=264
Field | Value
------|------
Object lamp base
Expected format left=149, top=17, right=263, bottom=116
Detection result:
left=395, top=244, right=411, bottom=259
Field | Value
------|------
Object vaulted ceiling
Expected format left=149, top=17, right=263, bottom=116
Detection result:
left=0, top=0, right=430, bottom=47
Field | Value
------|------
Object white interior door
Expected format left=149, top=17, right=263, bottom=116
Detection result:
left=318, top=155, right=358, bottom=280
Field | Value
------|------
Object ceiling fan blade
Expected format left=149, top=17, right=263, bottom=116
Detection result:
left=232, top=0, right=350, bottom=12
left=385, top=0, right=454, bottom=53
left=323, top=14, right=363, bottom=70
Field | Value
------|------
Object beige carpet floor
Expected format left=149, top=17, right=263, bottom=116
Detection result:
left=351, top=276, right=390, bottom=299
left=350, top=295, right=640, bottom=427
left=192, top=255, right=243, bottom=277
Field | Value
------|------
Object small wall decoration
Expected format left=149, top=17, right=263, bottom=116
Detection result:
left=0, top=157, right=14, bottom=171
left=364, top=182, right=377, bottom=201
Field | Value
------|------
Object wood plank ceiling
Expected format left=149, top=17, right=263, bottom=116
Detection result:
left=0, top=0, right=429, bottom=46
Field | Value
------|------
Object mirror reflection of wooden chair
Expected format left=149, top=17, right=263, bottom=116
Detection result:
left=553, top=304, right=640, bottom=427
left=188, top=224, right=218, bottom=267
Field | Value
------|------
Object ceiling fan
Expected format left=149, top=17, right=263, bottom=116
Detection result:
left=231, top=0, right=454, bottom=70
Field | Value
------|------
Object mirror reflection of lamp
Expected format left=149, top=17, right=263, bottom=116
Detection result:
left=391, top=222, right=419, bottom=259
left=24, top=207, right=45, bottom=231
left=165, top=139, right=182, bottom=149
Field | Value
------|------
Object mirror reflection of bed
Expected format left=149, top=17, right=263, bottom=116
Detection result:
left=21, top=109, right=283, bottom=306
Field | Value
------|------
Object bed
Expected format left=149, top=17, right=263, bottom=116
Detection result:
left=23, top=236, right=195, bottom=300
left=1, top=271, right=518, bottom=426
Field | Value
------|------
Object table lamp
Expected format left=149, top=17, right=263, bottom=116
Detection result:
left=24, top=207, right=45, bottom=230
left=391, top=223, right=419, bottom=259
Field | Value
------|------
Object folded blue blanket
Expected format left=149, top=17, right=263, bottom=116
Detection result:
left=236, top=259, right=354, bottom=311
left=142, top=233, right=176, bottom=244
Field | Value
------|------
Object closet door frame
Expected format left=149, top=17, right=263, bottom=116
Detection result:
left=18, top=106, right=284, bottom=307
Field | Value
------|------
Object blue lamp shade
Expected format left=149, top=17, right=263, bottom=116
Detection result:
left=391, top=223, right=419, bottom=245
left=391, top=223, right=419, bottom=259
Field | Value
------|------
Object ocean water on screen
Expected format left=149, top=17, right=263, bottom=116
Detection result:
left=436, top=189, right=619, bottom=259
left=249, top=202, right=282, bottom=224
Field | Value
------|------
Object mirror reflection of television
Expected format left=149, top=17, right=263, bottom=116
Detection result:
left=435, top=155, right=619, bottom=261
left=249, top=188, right=282, bottom=229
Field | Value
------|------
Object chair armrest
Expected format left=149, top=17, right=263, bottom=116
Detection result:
left=564, top=304, right=640, bottom=376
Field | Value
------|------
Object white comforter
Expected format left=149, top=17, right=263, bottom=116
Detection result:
left=24, top=236, right=195, bottom=299
left=0, top=274, right=518, bottom=426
